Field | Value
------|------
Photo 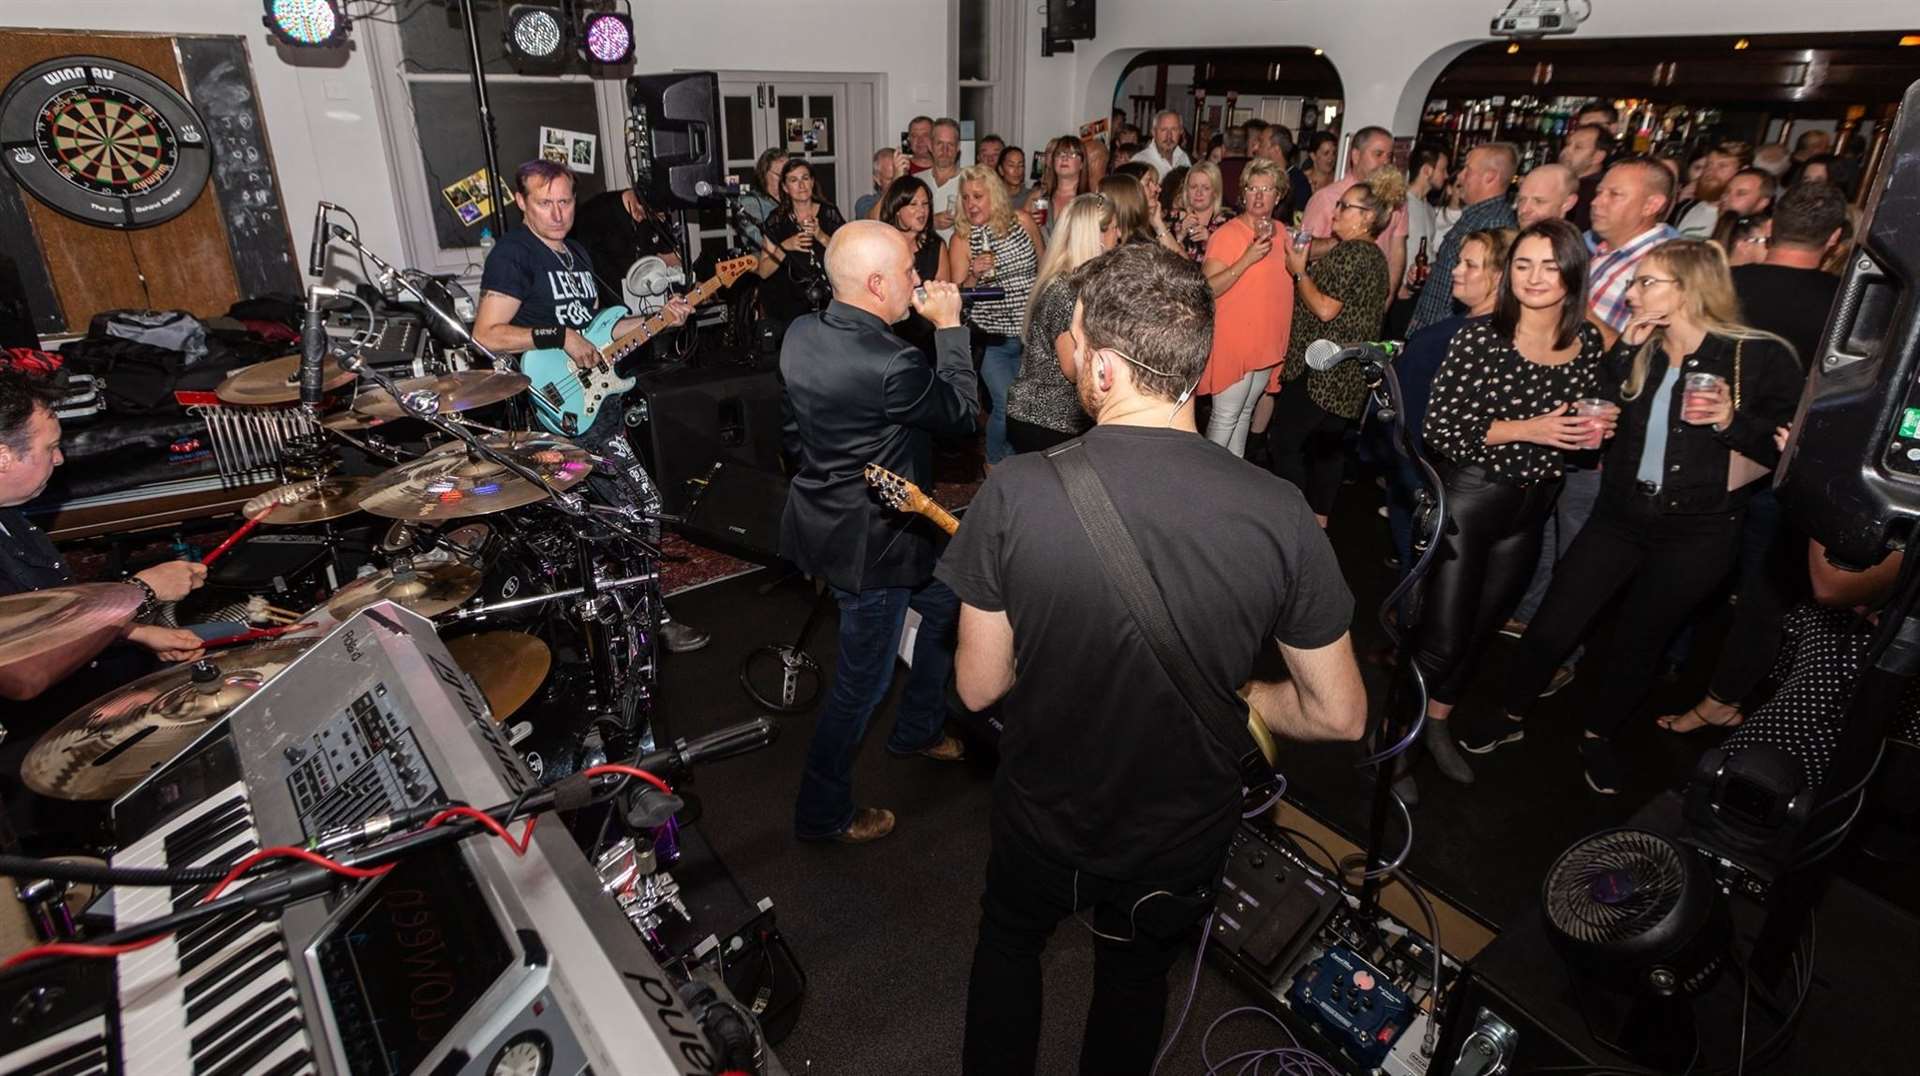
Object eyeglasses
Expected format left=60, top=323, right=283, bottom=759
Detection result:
left=1244, top=185, right=1279, bottom=197
left=1630, top=275, right=1678, bottom=289
left=1056, top=148, right=1085, bottom=159
left=1335, top=201, right=1370, bottom=213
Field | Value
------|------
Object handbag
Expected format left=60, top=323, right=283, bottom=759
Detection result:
left=1044, top=441, right=1281, bottom=812
left=1726, top=340, right=1772, bottom=492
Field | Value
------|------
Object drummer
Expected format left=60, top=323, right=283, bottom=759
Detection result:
left=473, top=158, right=709, bottom=653
left=1, top=364, right=208, bottom=849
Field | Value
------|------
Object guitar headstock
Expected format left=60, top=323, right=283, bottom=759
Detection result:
left=864, top=463, right=929, bottom=515
left=714, top=255, right=759, bottom=287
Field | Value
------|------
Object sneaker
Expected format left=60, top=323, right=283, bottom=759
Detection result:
left=1423, top=721, right=1476, bottom=784
left=660, top=620, right=712, bottom=654
left=1498, top=619, right=1527, bottom=639
left=1538, top=664, right=1577, bottom=698
left=1579, top=737, right=1623, bottom=795
left=1461, top=717, right=1525, bottom=755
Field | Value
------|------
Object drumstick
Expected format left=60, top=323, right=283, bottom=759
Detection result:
left=202, top=623, right=315, bottom=648
left=201, top=482, right=310, bottom=567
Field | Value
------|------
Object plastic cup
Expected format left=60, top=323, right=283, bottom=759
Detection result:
left=1571, top=397, right=1618, bottom=450
left=1683, top=372, right=1726, bottom=419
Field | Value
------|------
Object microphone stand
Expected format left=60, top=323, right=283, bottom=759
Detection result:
left=316, top=220, right=660, bottom=559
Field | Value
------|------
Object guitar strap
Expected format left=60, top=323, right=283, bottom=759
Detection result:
left=1044, top=441, right=1280, bottom=805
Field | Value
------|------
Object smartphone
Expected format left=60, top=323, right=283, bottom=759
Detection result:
left=900, top=132, right=912, bottom=153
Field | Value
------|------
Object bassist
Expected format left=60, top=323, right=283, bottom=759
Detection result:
left=473, top=159, right=708, bottom=653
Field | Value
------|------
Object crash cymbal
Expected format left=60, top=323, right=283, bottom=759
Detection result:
left=354, top=432, right=593, bottom=521
left=345, top=371, right=530, bottom=423
left=242, top=476, right=367, bottom=524
left=215, top=355, right=355, bottom=406
left=323, top=560, right=482, bottom=620
left=445, top=632, right=551, bottom=722
left=0, top=584, right=143, bottom=698
left=24, top=639, right=312, bottom=800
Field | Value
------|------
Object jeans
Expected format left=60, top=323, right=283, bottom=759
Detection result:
left=1708, top=488, right=1808, bottom=706
left=1414, top=467, right=1559, bottom=705
left=1203, top=368, right=1269, bottom=457
left=977, top=333, right=1023, bottom=465
left=1505, top=493, right=1744, bottom=738
left=794, top=578, right=959, bottom=838
left=1266, top=380, right=1351, bottom=517
left=962, top=815, right=1224, bottom=1075
left=1512, top=466, right=1601, bottom=625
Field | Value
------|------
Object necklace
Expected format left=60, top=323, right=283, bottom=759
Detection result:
left=549, top=241, right=574, bottom=272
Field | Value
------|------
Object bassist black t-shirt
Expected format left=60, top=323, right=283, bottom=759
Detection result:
left=936, top=425, right=1353, bottom=880
left=479, top=226, right=600, bottom=330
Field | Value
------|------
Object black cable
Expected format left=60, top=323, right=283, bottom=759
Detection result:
left=1272, top=826, right=1342, bottom=880
left=0, top=855, right=230, bottom=887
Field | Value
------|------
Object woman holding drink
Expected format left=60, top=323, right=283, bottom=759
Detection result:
left=1197, top=158, right=1296, bottom=455
left=1413, top=220, right=1611, bottom=785
left=1463, top=238, right=1802, bottom=796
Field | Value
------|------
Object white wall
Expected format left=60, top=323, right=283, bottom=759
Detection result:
left=4, top=0, right=948, bottom=281
left=1019, top=0, right=1919, bottom=150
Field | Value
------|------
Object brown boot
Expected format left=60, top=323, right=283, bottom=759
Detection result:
left=804, top=807, right=896, bottom=844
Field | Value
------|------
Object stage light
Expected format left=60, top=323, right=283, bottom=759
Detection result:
left=506, top=4, right=568, bottom=64
left=262, top=0, right=349, bottom=48
left=581, top=12, right=635, bottom=65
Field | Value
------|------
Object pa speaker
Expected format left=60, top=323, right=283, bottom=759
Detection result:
left=624, top=363, right=784, bottom=514
left=626, top=71, right=723, bottom=210
left=1049, top=0, right=1096, bottom=39
left=1775, top=77, right=1920, bottom=569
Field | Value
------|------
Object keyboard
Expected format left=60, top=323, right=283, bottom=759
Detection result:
left=110, top=781, right=315, bottom=1076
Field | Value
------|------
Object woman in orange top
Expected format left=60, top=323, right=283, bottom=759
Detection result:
left=1200, top=157, right=1295, bottom=456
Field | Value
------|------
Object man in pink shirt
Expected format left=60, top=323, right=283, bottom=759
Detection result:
left=1301, top=126, right=1408, bottom=293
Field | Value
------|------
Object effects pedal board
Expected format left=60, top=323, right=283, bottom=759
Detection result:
left=1209, top=821, right=1458, bottom=1075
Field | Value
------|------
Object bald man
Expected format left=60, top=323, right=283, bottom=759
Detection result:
left=780, top=221, right=976, bottom=844
left=1515, top=164, right=1580, bottom=228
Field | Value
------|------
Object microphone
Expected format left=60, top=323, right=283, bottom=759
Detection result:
left=298, top=285, right=335, bottom=410
left=307, top=201, right=336, bottom=277
left=1304, top=338, right=1402, bottom=373
left=958, top=286, right=1006, bottom=303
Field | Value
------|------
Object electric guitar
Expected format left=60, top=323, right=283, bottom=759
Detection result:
left=862, top=463, right=1280, bottom=767
left=522, top=255, right=757, bottom=437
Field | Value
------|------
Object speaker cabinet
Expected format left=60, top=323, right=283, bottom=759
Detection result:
left=624, top=363, right=784, bottom=514
left=626, top=71, right=723, bottom=210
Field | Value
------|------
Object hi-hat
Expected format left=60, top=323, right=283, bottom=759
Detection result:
left=342, top=371, right=530, bottom=423
left=243, top=476, right=367, bottom=524
left=354, top=433, right=593, bottom=521
left=322, top=560, right=482, bottom=620
left=23, top=639, right=313, bottom=800
left=0, top=584, right=143, bottom=698
left=215, top=355, right=355, bottom=406
left=445, top=632, right=551, bottom=722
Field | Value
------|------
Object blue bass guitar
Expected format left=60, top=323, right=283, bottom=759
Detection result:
left=521, top=255, right=757, bottom=436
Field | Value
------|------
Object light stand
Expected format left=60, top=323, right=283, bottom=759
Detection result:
left=458, top=0, right=512, bottom=237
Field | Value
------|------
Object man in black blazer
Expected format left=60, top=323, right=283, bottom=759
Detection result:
left=781, top=221, right=976, bottom=844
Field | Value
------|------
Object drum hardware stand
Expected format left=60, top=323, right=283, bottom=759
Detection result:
left=739, top=579, right=830, bottom=714
left=445, top=570, right=661, bottom=621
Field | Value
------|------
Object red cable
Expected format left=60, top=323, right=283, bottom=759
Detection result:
left=581, top=763, right=674, bottom=796
left=4, top=804, right=543, bottom=968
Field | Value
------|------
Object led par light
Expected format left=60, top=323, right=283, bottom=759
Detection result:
left=262, top=0, right=350, bottom=48
left=505, top=4, right=569, bottom=71
left=581, top=11, right=635, bottom=65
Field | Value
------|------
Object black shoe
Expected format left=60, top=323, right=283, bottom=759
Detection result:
left=1461, top=717, right=1525, bottom=756
left=1392, top=772, right=1419, bottom=807
left=1579, top=737, right=1623, bottom=795
left=1424, top=721, right=1475, bottom=784
left=660, top=620, right=712, bottom=654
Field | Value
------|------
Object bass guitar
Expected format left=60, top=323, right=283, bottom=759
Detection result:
left=522, top=255, right=758, bottom=436
left=861, top=463, right=1280, bottom=767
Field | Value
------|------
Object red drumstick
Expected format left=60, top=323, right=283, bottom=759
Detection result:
left=200, top=514, right=265, bottom=566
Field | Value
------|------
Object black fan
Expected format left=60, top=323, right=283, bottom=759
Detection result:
left=1541, top=828, right=1729, bottom=1069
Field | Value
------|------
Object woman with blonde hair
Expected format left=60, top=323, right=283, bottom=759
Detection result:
left=1465, top=238, right=1802, bottom=795
left=949, top=164, right=1045, bottom=466
left=1018, top=135, right=1089, bottom=238
left=1006, top=194, right=1121, bottom=453
left=1174, top=160, right=1233, bottom=261
left=1196, top=157, right=1294, bottom=455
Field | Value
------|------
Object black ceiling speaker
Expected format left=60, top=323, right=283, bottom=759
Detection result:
left=1541, top=828, right=1729, bottom=1070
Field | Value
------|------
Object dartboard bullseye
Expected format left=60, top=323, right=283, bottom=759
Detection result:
left=1, top=56, right=211, bottom=229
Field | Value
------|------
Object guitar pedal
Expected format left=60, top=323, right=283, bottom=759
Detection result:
left=1287, top=946, right=1415, bottom=1069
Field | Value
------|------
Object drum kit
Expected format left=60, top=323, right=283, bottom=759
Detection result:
left=1, top=355, right=669, bottom=808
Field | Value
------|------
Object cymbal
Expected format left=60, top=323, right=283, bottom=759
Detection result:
left=24, top=639, right=312, bottom=800
left=0, top=584, right=143, bottom=698
left=445, top=632, right=551, bottom=722
left=354, top=432, right=593, bottom=521
left=242, top=476, right=367, bottom=524
left=344, top=371, right=530, bottom=422
left=323, top=561, right=482, bottom=620
left=215, top=355, right=355, bottom=406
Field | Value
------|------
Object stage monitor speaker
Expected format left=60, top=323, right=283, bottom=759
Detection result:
left=678, top=461, right=790, bottom=566
left=625, top=363, right=784, bottom=515
left=627, top=71, right=723, bottom=210
left=1048, top=0, right=1096, bottom=40
left=1775, top=77, right=1920, bottom=570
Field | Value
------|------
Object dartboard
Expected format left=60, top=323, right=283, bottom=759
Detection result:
left=0, top=56, right=211, bottom=228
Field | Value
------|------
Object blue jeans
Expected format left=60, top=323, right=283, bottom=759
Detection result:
left=980, top=336, right=1022, bottom=465
left=794, top=578, right=959, bottom=838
